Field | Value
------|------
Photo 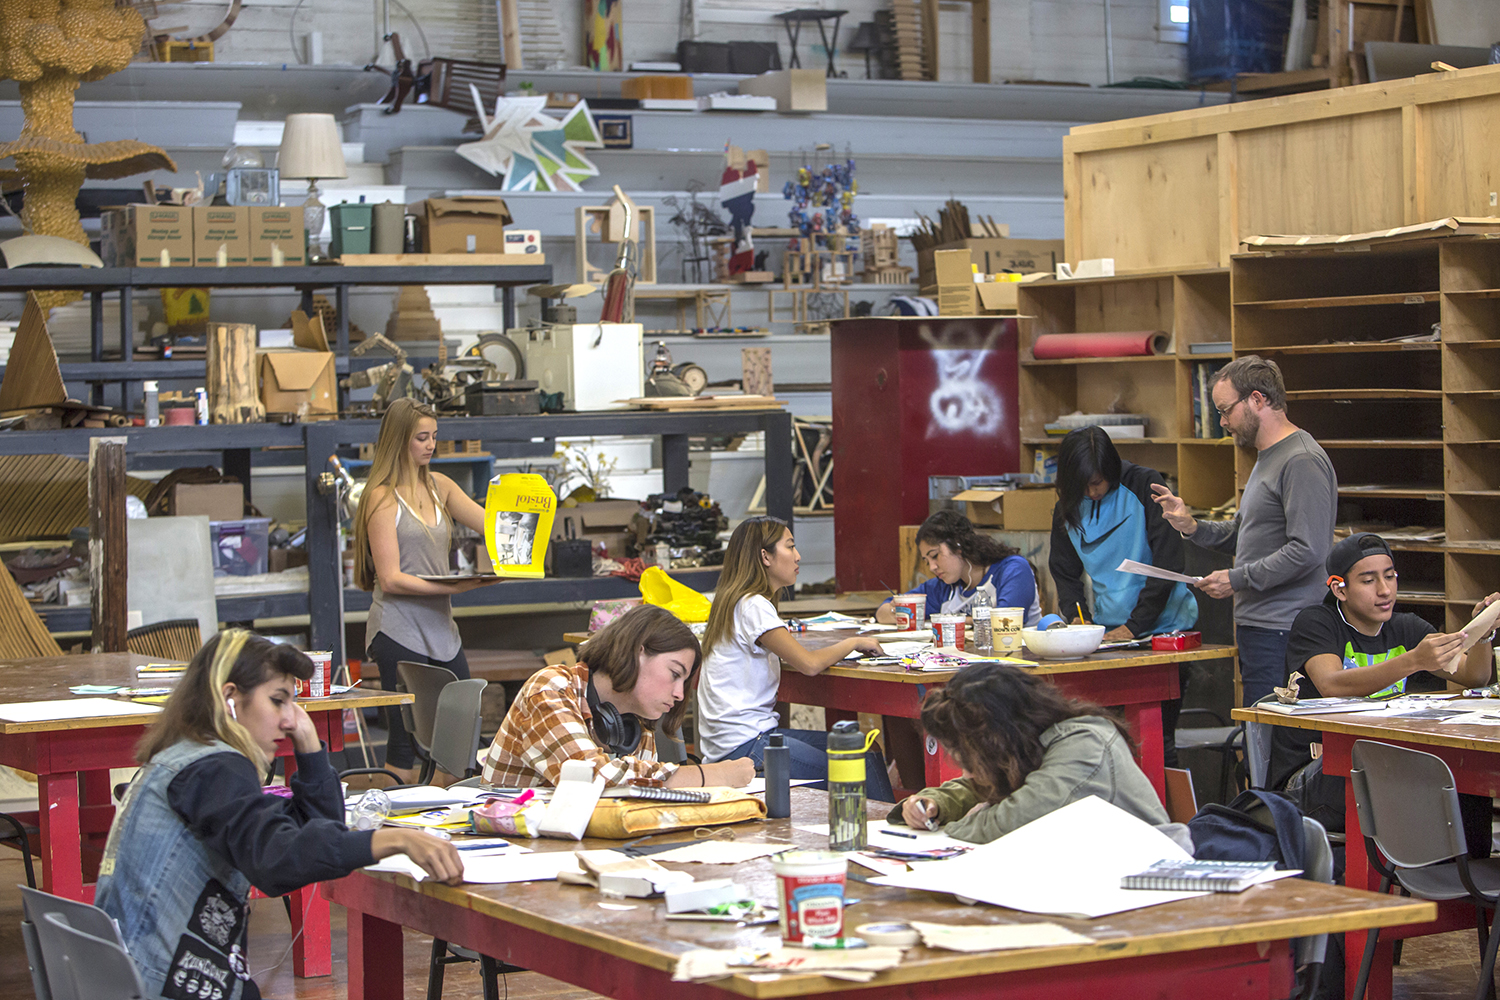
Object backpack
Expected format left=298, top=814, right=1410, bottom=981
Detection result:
left=1283, top=756, right=1346, bottom=833
left=1187, top=788, right=1307, bottom=871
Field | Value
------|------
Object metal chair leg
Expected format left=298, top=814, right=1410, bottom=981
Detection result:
left=1478, top=907, right=1500, bottom=1000
left=426, top=936, right=446, bottom=1000
left=1352, top=926, right=1381, bottom=1000
left=480, top=954, right=501, bottom=1000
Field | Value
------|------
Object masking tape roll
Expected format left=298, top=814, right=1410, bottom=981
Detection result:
left=855, top=922, right=921, bottom=947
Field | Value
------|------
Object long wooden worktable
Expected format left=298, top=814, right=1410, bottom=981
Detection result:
left=327, top=787, right=1432, bottom=1000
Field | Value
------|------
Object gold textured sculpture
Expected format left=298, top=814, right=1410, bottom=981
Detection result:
left=0, top=0, right=176, bottom=302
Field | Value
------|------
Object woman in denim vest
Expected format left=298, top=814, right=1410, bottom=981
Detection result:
left=96, top=630, right=462, bottom=1000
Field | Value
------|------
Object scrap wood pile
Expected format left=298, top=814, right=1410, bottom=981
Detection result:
left=908, top=198, right=1007, bottom=255
left=0, top=454, right=153, bottom=542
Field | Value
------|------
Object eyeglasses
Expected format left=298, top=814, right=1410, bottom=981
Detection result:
left=1215, top=395, right=1249, bottom=420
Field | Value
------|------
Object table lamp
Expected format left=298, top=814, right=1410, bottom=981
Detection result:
left=278, top=113, right=347, bottom=254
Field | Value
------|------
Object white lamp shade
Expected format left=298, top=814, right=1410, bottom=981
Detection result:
left=278, top=113, right=347, bottom=180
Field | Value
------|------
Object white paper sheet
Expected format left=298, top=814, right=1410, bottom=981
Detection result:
left=793, top=820, right=973, bottom=854
left=0, top=698, right=162, bottom=722
left=869, top=796, right=1207, bottom=918
left=649, top=841, right=784, bottom=864
left=742, top=777, right=820, bottom=795
left=366, top=850, right=581, bottom=884
left=908, top=920, right=1094, bottom=951
left=1115, top=559, right=1202, bottom=585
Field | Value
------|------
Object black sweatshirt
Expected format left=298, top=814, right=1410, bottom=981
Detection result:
left=167, top=746, right=376, bottom=899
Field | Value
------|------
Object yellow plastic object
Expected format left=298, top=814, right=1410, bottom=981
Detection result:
left=638, top=565, right=712, bottom=622
left=161, top=287, right=210, bottom=330
left=484, top=473, right=556, bottom=579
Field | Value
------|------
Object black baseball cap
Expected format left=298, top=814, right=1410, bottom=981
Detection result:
left=1325, top=532, right=1395, bottom=592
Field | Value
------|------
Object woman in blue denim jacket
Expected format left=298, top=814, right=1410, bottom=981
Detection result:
left=96, top=630, right=462, bottom=1000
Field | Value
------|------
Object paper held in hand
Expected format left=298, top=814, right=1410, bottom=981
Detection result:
left=1445, top=599, right=1500, bottom=673
left=1116, top=559, right=1202, bottom=585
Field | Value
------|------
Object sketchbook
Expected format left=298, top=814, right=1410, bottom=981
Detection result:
left=1259, top=698, right=1390, bottom=716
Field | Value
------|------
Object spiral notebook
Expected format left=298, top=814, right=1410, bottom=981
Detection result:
left=601, top=785, right=712, bottom=803
left=1121, top=859, right=1281, bottom=893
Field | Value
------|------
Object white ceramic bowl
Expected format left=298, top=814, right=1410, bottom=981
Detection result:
left=1019, top=624, right=1106, bottom=659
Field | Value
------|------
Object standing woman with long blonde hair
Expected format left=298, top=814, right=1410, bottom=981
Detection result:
left=696, top=516, right=894, bottom=799
left=353, top=398, right=494, bottom=783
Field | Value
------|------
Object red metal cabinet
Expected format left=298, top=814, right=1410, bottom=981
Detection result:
left=830, top=316, right=1020, bottom=592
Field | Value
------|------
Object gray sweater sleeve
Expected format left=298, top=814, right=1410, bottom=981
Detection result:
left=1226, top=451, right=1336, bottom=595
left=1188, top=512, right=1239, bottom=552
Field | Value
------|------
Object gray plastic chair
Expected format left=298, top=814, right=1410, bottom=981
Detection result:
left=1294, top=816, right=1334, bottom=1000
left=427, top=677, right=488, bottom=781
left=37, top=911, right=146, bottom=1000
left=21, top=888, right=140, bottom=1000
left=1349, top=739, right=1500, bottom=1000
left=1174, top=707, right=1243, bottom=802
left=396, top=661, right=461, bottom=784
left=1242, top=693, right=1280, bottom=790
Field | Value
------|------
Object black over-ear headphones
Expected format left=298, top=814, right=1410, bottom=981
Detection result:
left=585, top=671, right=643, bottom=757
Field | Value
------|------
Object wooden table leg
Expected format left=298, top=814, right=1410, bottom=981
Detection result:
left=37, top=771, right=83, bottom=899
left=1121, top=701, right=1167, bottom=803
left=345, top=898, right=405, bottom=1000
left=288, top=883, right=332, bottom=978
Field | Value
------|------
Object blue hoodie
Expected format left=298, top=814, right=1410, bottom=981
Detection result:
left=1049, top=461, right=1198, bottom=636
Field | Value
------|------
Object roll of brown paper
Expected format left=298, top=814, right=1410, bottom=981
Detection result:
left=1032, top=331, right=1170, bottom=360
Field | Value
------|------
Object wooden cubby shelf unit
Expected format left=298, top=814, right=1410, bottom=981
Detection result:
left=1224, top=234, right=1500, bottom=631
left=1017, top=268, right=1234, bottom=511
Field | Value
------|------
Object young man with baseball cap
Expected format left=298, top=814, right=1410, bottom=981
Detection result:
left=1267, top=532, right=1498, bottom=836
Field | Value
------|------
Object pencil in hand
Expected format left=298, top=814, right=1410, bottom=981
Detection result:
left=1076, top=602, right=1090, bottom=625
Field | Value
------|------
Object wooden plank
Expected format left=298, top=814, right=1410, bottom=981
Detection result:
left=1238, top=290, right=1438, bottom=308
left=1403, top=102, right=1422, bottom=224
left=88, top=437, right=127, bottom=655
left=920, top=0, right=938, bottom=82
left=207, top=322, right=264, bottom=424
left=1075, top=138, right=1221, bottom=270
left=1217, top=132, right=1238, bottom=268
left=1064, top=63, right=1500, bottom=153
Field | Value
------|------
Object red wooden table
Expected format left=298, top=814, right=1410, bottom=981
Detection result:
left=780, top=641, right=1236, bottom=798
left=326, top=787, right=1428, bottom=1000
left=1232, top=706, right=1499, bottom=1000
left=0, top=651, right=410, bottom=978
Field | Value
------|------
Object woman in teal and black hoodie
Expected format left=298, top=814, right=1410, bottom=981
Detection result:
left=1049, top=426, right=1199, bottom=764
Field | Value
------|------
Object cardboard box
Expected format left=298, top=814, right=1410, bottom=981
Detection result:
left=975, top=281, right=1020, bottom=313
left=192, top=206, right=250, bottom=266
left=100, top=205, right=192, bottom=267
left=933, top=248, right=977, bottom=316
left=737, top=69, right=827, bottom=111
left=248, top=206, right=306, bottom=266
left=170, top=482, right=244, bottom=521
left=552, top=499, right=642, bottom=559
left=258, top=349, right=337, bottom=420
left=951, top=488, right=1056, bottom=530
left=917, top=237, right=1065, bottom=289
left=412, top=196, right=513, bottom=254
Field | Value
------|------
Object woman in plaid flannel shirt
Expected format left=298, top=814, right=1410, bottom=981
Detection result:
left=480, top=605, right=755, bottom=788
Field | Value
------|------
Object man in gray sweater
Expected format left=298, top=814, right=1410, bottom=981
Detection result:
left=1151, top=355, right=1338, bottom=705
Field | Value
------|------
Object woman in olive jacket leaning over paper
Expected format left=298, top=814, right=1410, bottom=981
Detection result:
left=888, top=662, right=1167, bottom=843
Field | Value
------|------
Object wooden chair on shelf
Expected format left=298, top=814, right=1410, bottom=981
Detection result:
left=124, top=619, right=202, bottom=662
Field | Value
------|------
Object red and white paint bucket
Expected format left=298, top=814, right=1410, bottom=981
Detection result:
left=297, top=651, right=333, bottom=698
left=890, top=593, right=926, bottom=630
left=773, top=851, right=847, bottom=943
left=930, top=614, right=966, bottom=650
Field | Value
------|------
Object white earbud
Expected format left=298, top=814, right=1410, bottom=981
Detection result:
left=226, top=698, right=237, bottom=720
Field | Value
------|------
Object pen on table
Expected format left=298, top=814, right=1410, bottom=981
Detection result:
left=885, top=830, right=918, bottom=840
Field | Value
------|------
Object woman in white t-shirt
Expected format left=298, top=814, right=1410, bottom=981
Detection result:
left=697, top=516, right=895, bottom=800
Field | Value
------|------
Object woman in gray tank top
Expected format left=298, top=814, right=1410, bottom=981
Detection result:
left=352, top=399, right=495, bottom=783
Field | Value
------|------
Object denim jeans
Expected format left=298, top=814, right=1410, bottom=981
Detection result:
left=1236, top=624, right=1291, bottom=708
left=724, top=727, right=895, bottom=803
